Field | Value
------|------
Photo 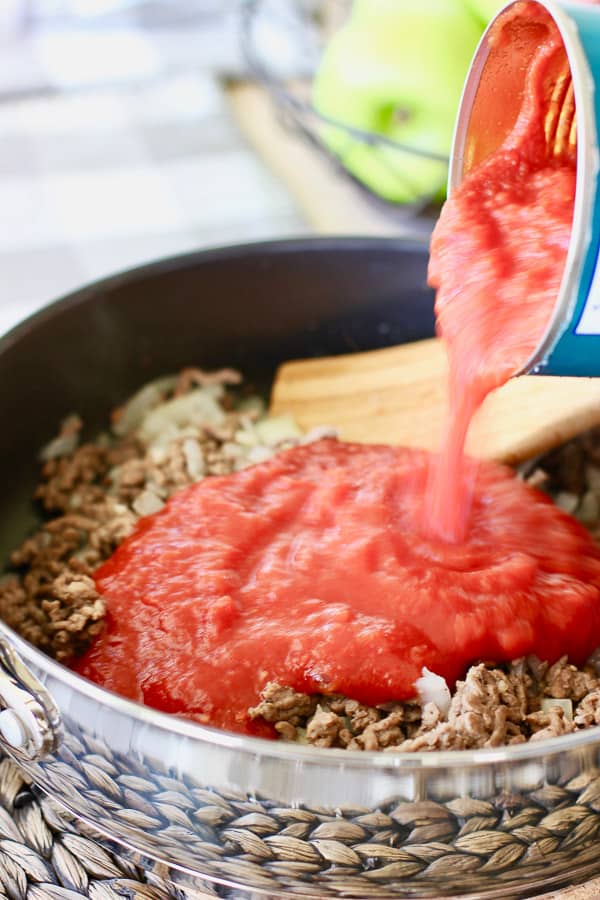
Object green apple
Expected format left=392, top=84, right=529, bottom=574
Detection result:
left=312, top=0, right=483, bottom=204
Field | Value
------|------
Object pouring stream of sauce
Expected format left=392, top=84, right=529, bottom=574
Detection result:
left=426, top=1, right=576, bottom=542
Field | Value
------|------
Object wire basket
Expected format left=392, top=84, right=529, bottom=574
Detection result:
left=239, top=0, right=449, bottom=218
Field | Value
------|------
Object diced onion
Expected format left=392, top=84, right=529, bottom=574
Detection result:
left=301, top=426, right=338, bottom=444
left=132, top=490, right=165, bottom=517
left=113, top=376, right=179, bottom=436
left=540, top=698, right=573, bottom=720
left=415, top=668, right=451, bottom=718
left=555, top=491, right=579, bottom=514
left=39, top=433, right=79, bottom=461
left=138, top=387, right=225, bottom=446
left=182, top=438, right=205, bottom=481
left=254, top=414, right=303, bottom=446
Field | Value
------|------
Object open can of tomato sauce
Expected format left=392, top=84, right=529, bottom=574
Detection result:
left=449, top=0, right=600, bottom=375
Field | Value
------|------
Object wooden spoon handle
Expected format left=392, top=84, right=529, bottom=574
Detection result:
left=270, top=338, right=600, bottom=465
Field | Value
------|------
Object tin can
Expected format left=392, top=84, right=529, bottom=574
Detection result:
left=449, top=0, right=600, bottom=375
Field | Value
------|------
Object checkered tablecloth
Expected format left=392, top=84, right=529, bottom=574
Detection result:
left=0, top=70, right=308, bottom=338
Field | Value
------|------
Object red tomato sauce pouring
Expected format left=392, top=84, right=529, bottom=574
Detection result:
left=427, top=1, right=577, bottom=542
left=73, top=3, right=600, bottom=736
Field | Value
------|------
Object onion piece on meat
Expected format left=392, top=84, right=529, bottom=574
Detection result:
left=540, top=698, right=573, bottom=720
left=112, top=376, right=179, bottom=436
left=138, top=386, right=225, bottom=446
left=415, top=667, right=451, bottom=718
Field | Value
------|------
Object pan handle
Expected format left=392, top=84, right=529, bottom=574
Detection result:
left=0, top=636, right=61, bottom=762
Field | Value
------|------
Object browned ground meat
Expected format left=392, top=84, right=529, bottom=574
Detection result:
left=250, top=657, right=600, bottom=751
left=2, top=372, right=600, bottom=750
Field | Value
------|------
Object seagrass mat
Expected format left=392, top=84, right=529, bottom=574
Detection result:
left=0, top=751, right=598, bottom=899
left=0, top=753, right=185, bottom=899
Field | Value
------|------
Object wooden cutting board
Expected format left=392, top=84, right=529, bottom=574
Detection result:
left=270, top=338, right=600, bottom=465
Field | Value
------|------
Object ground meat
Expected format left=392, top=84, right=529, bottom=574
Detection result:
left=274, top=721, right=298, bottom=741
left=527, top=707, right=576, bottom=741
left=341, top=699, right=381, bottom=733
left=36, top=444, right=110, bottom=513
left=525, top=429, right=600, bottom=541
left=541, top=440, right=587, bottom=496
left=543, top=655, right=599, bottom=701
left=248, top=683, right=318, bottom=725
left=442, top=665, right=528, bottom=745
left=350, top=711, right=405, bottom=751
left=0, top=499, right=135, bottom=660
left=306, top=706, right=349, bottom=748
left=41, top=571, right=105, bottom=659
left=398, top=665, right=529, bottom=751
left=575, top=690, right=600, bottom=727
left=251, top=656, right=600, bottom=751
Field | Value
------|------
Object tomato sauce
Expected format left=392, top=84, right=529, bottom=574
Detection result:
left=427, top=3, right=576, bottom=542
left=74, top=440, right=600, bottom=735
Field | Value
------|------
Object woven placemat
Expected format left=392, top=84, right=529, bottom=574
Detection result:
left=0, top=751, right=599, bottom=899
left=0, top=754, right=187, bottom=899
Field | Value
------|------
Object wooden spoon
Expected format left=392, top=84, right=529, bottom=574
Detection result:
left=269, top=338, right=600, bottom=465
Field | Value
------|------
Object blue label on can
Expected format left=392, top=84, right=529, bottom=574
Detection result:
left=538, top=2, right=600, bottom=375
left=576, top=241, right=600, bottom=335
